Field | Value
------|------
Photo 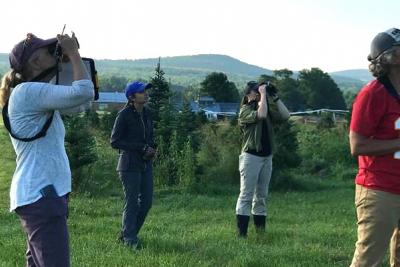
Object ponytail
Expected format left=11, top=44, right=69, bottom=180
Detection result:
left=0, top=70, right=23, bottom=108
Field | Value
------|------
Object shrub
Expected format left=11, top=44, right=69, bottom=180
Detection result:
left=78, top=134, right=120, bottom=196
left=273, top=120, right=301, bottom=172
left=177, top=137, right=197, bottom=191
left=270, top=170, right=305, bottom=191
left=296, top=124, right=356, bottom=176
left=64, top=115, right=98, bottom=190
left=196, top=122, right=241, bottom=186
left=98, top=110, right=118, bottom=137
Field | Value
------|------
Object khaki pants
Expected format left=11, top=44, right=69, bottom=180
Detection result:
left=235, top=152, right=273, bottom=216
left=351, top=185, right=400, bottom=267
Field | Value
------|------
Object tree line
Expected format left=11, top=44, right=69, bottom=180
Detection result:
left=99, top=66, right=349, bottom=113
left=62, top=62, right=355, bottom=194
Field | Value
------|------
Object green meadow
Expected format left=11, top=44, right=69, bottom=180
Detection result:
left=0, top=117, right=386, bottom=267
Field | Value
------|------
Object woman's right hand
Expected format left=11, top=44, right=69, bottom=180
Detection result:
left=258, top=84, right=267, bottom=95
left=57, top=32, right=80, bottom=58
left=57, top=32, right=89, bottom=81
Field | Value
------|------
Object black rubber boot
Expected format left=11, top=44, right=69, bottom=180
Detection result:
left=236, top=215, right=250, bottom=238
left=253, top=215, right=266, bottom=233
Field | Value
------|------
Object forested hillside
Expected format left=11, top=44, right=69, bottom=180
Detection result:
left=0, top=53, right=368, bottom=92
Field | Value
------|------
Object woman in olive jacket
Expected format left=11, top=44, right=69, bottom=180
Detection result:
left=236, top=80, right=290, bottom=237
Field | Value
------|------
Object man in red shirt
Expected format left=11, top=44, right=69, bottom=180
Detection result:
left=350, top=28, right=400, bottom=266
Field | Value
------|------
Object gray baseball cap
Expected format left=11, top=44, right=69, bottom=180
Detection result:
left=368, top=28, right=400, bottom=61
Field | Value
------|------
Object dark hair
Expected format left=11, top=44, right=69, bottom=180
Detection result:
left=241, top=81, right=259, bottom=106
left=244, top=81, right=259, bottom=94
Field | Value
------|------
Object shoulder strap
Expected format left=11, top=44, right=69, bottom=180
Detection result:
left=2, top=100, right=54, bottom=142
left=378, top=76, right=400, bottom=104
left=2, top=65, right=59, bottom=142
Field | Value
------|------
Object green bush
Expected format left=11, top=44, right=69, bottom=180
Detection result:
left=153, top=135, right=172, bottom=187
left=317, top=112, right=335, bottom=129
left=270, top=170, right=307, bottom=191
left=78, top=135, right=120, bottom=196
left=296, top=124, right=356, bottom=176
left=64, top=115, right=98, bottom=190
left=177, top=137, right=197, bottom=191
left=98, top=110, right=118, bottom=137
left=273, top=121, right=301, bottom=171
left=196, top=122, right=241, bottom=186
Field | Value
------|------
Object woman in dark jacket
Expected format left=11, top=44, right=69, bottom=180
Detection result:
left=110, top=81, right=156, bottom=249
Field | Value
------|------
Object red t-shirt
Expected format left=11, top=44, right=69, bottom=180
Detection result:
left=350, top=78, right=400, bottom=194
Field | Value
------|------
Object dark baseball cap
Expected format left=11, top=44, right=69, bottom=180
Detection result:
left=245, top=81, right=259, bottom=94
left=9, top=33, right=57, bottom=73
left=368, top=28, right=400, bottom=61
left=125, top=81, right=153, bottom=99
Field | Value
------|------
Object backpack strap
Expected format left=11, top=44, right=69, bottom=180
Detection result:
left=2, top=65, right=59, bottom=142
left=2, top=100, right=54, bottom=142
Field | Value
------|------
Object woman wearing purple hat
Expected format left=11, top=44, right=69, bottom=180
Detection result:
left=110, top=81, right=156, bottom=249
left=350, top=28, right=400, bottom=266
left=0, top=33, right=94, bottom=266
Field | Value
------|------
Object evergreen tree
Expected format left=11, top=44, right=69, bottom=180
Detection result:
left=156, top=102, right=177, bottom=144
left=149, top=58, right=171, bottom=123
left=64, top=115, right=98, bottom=189
left=176, top=100, right=197, bottom=149
left=99, top=110, right=118, bottom=137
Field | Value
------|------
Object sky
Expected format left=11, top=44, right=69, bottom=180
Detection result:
left=1, top=0, right=399, bottom=72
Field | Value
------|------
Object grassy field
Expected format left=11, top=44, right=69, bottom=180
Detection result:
left=0, top=118, right=384, bottom=267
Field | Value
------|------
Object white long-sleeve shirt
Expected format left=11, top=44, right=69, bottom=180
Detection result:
left=8, top=79, right=94, bottom=211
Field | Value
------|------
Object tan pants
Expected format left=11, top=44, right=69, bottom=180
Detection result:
left=351, top=185, right=400, bottom=267
left=236, top=153, right=272, bottom=216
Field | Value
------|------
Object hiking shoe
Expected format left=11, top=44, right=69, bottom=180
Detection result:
left=124, top=238, right=142, bottom=250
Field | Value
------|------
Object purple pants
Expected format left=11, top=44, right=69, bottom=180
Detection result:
left=15, top=195, right=70, bottom=267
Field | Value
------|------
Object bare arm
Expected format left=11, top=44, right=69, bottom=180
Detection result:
left=257, top=85, right=268, bottom=119
left=349, top=130, right=400, bottom=156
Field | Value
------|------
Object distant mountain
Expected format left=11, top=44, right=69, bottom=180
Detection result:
left=0, top=52, right=369, bottom=91
left=328, top=69, right=373, bottom=92
left=330, top=69, right=373, bottom=83
left=98, top=54, right=273, bottom=77
left=329, top=75, right=366, bottom=92
left=93, top=54, right=274, bottom=88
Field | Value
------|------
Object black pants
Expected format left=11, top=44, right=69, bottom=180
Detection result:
left=15, top=195, right=69, bottom=267
left=119, top=164, right=153, bottom=244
